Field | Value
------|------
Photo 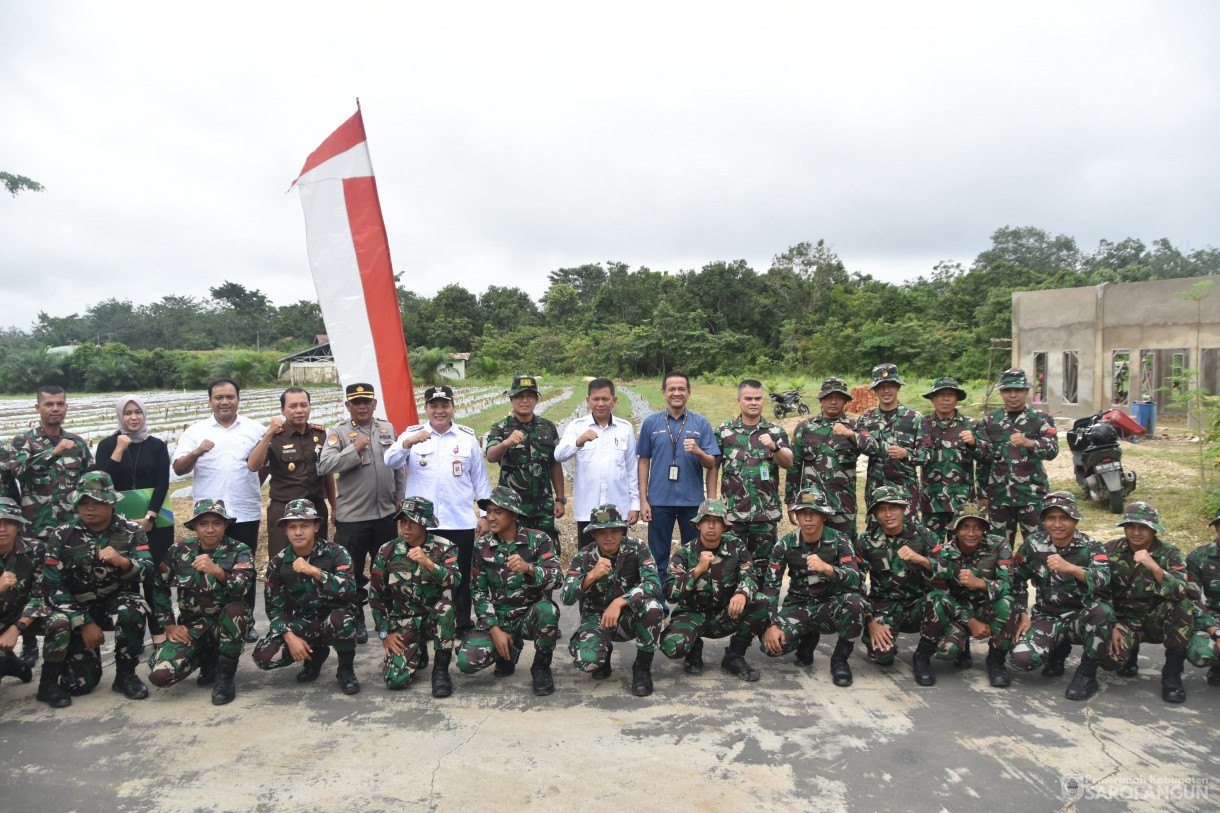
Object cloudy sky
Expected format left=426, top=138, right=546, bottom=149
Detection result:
left=2, top=0, right=1217, bottom=330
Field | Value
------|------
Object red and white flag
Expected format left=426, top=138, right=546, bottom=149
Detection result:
left=291, top=109, right=418, bottom=431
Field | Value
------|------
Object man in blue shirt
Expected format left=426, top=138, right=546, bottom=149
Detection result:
left=637, top=372, right=720, bottom=590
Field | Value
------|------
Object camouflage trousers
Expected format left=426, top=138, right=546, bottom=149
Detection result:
left=1010, top=602, right=1115, bottom=671
left=864, top=596, right=929, bottom=665
left=921, top=590, right=1020, bottom=660
left=456, top=600, right=559, bottom=674
left=26, top=593, right=147, bottom=694
left=921, top=511, right=954, bottom=541
left=381, top=599, right=456, bottom=689
left=1097, top=598, right=1195, bottom=671
left=251, top=606, right=358, bottom=670
left=761, top=593, right=868, bottom=656
left=826, top=514, right=857, bottom=545
left=729, top=521, right=779, bottom=568
left=569, top=600, right=666, bottom=672
left=987, top=503, right=1040, bottom=549
left=1186, top=630, right=1220, bottom=668
left=660, top=597, right=770, bottom=659
left=147, top=602, right=248, bottom=688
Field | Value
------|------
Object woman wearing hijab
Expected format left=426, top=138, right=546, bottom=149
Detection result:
left=95, top=395, right=173, bottom=643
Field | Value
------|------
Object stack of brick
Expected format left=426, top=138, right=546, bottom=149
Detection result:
left=845, top=385, right=876, bottom=415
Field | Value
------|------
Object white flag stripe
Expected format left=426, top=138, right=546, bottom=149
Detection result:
left=294, top=144, right=374, bottom=187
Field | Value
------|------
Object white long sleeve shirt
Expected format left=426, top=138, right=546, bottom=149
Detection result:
left=555, top=413, right=639, bottom=522
left=384, top=421, right=491, bottom=530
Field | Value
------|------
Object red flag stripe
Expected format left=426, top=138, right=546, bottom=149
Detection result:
left=293, top=111, right=367, bottom=185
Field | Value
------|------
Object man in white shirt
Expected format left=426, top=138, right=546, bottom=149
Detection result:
left=384, top=385, right=491, bottom=637
left=172, top=378, right=266, bottom=640
left=555, top=378, right=640, bottom=550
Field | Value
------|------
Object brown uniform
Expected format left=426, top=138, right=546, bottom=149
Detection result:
left=262, top=422, right=331, bottom=560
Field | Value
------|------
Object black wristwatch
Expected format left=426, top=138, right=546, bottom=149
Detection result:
left=555, top=498, right=567, bottom=504
left=15, top=620, right=28, bottom=633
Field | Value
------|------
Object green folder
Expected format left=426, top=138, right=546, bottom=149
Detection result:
left=116, top=488, right=175, bottom=529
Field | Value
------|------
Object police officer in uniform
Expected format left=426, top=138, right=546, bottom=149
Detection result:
left=318, top=383, right=405, bottom=644
left=384, top=385, right=491, bottom=639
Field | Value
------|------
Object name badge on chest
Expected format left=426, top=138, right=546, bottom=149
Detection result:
left=452, top=459, right=464, bottom=477
left=668, top=464, right=680, bottom=481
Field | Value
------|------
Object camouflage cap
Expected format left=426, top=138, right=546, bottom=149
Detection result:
left=507, top=375, right=541, bottom=397
left=998, top=368, right=1031, bottom=391
left=184, top=498, right=235, bottom=530
left=790, top=487, right=833, bottom=515
left=71, top=471, right=121, bottom=506
left=276, top=498, right=321, bottom=526
left=690, top=498, right=730, bottom=527
left=869, top=363, right=905, bottom=389
left=395, top=496, right=438, bottom=528
left=0, top=496, right=27, bottom=525
left=478, top=485, right=526, bottom=515
left=948, top=503, right=990, bottom=532
left=587, top=503, right=629, bottom=531
left=867, top=485, right=910, bottom=512
left=1040, top=491, right=1082, bottom=521
left=817, top=377, right=851, bottom=400
left=1116, top=501, right=1164, bottom=533
left=923, top=376, right=968, bottom=401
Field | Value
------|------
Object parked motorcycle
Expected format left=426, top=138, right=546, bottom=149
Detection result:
left=770, top=389, right=810, bottom=420
left=1066, top=412, right=1138, bottom=514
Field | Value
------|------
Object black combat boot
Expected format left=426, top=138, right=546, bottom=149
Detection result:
left=794, top=633, right=820, bottom=668
left=830, top=639, right=854, bottom=687
left=683, top=637, right=703, bottom=675
left=592, top=642, right=613, bottom=680
left=431, top=649, right=454, bottom=698
left=336, top=649, right=360, bottom=695
left=912, top=637, right=937, bottom=686
left=1065, top=656, right=1100, bottom=701
left=494, top=635, right=523, bottom=677
left=986, top=643, right=1011, bottom=688
left=1208, top=664, right=1220, bottom=687
left=953, top=639, right=973, bottom=669
left=112, top=658, right=149, bottom=700
left=1042, top=639, right=1072, bottom=678
left=1, top=650, right=33, bottom=684
left=297, top=645, right=330, bottom=683
left=1117, top=642, right=1140, bottom=678
left=20, top=631, right=39, bottom=667
left=721, top=634, right=760, bottom=682
left=419, top=646, right=430, bottom=670
left=354, top=611, right=369, bottom=645
left=1161, top=649, right=1186, bottom=704
left=211, top=654, right=239, bottom=705
left=36, top=662, right=71, bottom=708
left=196, top=644, right=219, bottom=686
left=244, top=613, right=258, bottom=644
left=631, top=649, right=654, bottom=697
left=531, top=649, right=555, bottom=696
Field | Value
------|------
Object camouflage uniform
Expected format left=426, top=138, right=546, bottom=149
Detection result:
left=715, top=415, right=790, bottom=569
left=2, top=425, right=93, bottom=541
left=1185, top=530, right=1220, bottom=672
left=487, top=393, right=561, bottom=541
left=0, top=500, right=41, bottom=681
left=1009, top=496, right=1113, bottom=672
left=146, top=501, right=253, bottom=690
left=369, top=498, right=460, bottom=690
left=562, top=508, right=664, bottom=674
left=786, top=378, right=880, bottom=542
left=23, top=474, right=151, bottom=696
left=856, top=489, right=940, bottom=665
left=917, top=378, right=990, bottom=538
left=978, top=369, right=1060, bottom=546
left=1099, top=536, right=1193, bottom=670
left=857, top=365, right=923, bottom=528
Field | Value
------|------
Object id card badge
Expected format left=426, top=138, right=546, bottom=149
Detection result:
left=760, top=467, right=770, bottom=481
left=668, top=464, right=680, bottom=481
left=452, top=459, right=464, bottom=477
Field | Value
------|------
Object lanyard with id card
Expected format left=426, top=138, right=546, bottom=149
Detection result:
left=665, top=412, right=688, bottom=482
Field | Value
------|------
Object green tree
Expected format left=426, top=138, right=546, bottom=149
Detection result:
left=1, top=172, right=43, bottom=196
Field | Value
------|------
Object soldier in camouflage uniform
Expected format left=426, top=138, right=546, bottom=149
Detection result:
left=456, top=486, right=562, bottom=696
left=978, top=368, right=1060, bottom=548
left=251, top=499, right=360, bottom=695
left=1185, top=509, right=1220, bottom=685
left=368, top=496, right=460, bottom=697
left=0, top=385, right=93, bottom=666
left=920, top=504, right=1018, bottom=687
left=1010, top=492, right=1114, bottom=702
left=22, top=471, right=151, bottom=707
left=786, top=377, right=880, bottom=544
left=147, top=499, right=253, bottom=705
left=660, top=499, right=769, bottom=682
left=1098, top=503, right=1194, bottom=703
left=917, top=377, right=989, bottom=539
left=855, top=486, right=940, bottom=684
left=0, top=498, right=40, bottom=685
left=715, top=379, right=793, bottom=576
left=761, top=488, right=868, bottom=687
left=562, top=503, right=665, bottom=696
left=486, top=375, right=565, bottom=547
left=858, top=365, right=923, bottom=530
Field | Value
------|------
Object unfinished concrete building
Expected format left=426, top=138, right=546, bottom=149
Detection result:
left=1011, top=276, right=1220, bottom=421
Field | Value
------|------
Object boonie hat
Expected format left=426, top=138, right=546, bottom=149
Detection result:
left=184, top=498, right=235, bottom=530
left=690, top=498, right=730, bottom=527
left=507, top=376, right=540, bottom=397
left=1041, top=491, right=1082, bottom=521
left=71, top=471, right=121, bottom=506
left=479, top=485, right=526, bottom=515
left=1116, top=501, right=1165, bottom=534
left=790, top=488, right=833, bottom=515
left=998, top=369, right=1031, bottom=391
left=276, top=498, right=321, bottom=525
left=395, top=496, right=438, bottom=528
left=587, top=503, right=629, bottom=531
left=869, top=364, right=905, bottom=389
left=923, top=377, right=968, bottom=401
left=817, top=377, right=851, bottom=400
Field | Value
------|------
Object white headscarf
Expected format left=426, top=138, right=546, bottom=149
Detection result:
left=116, top=394, right=150, bottom=443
